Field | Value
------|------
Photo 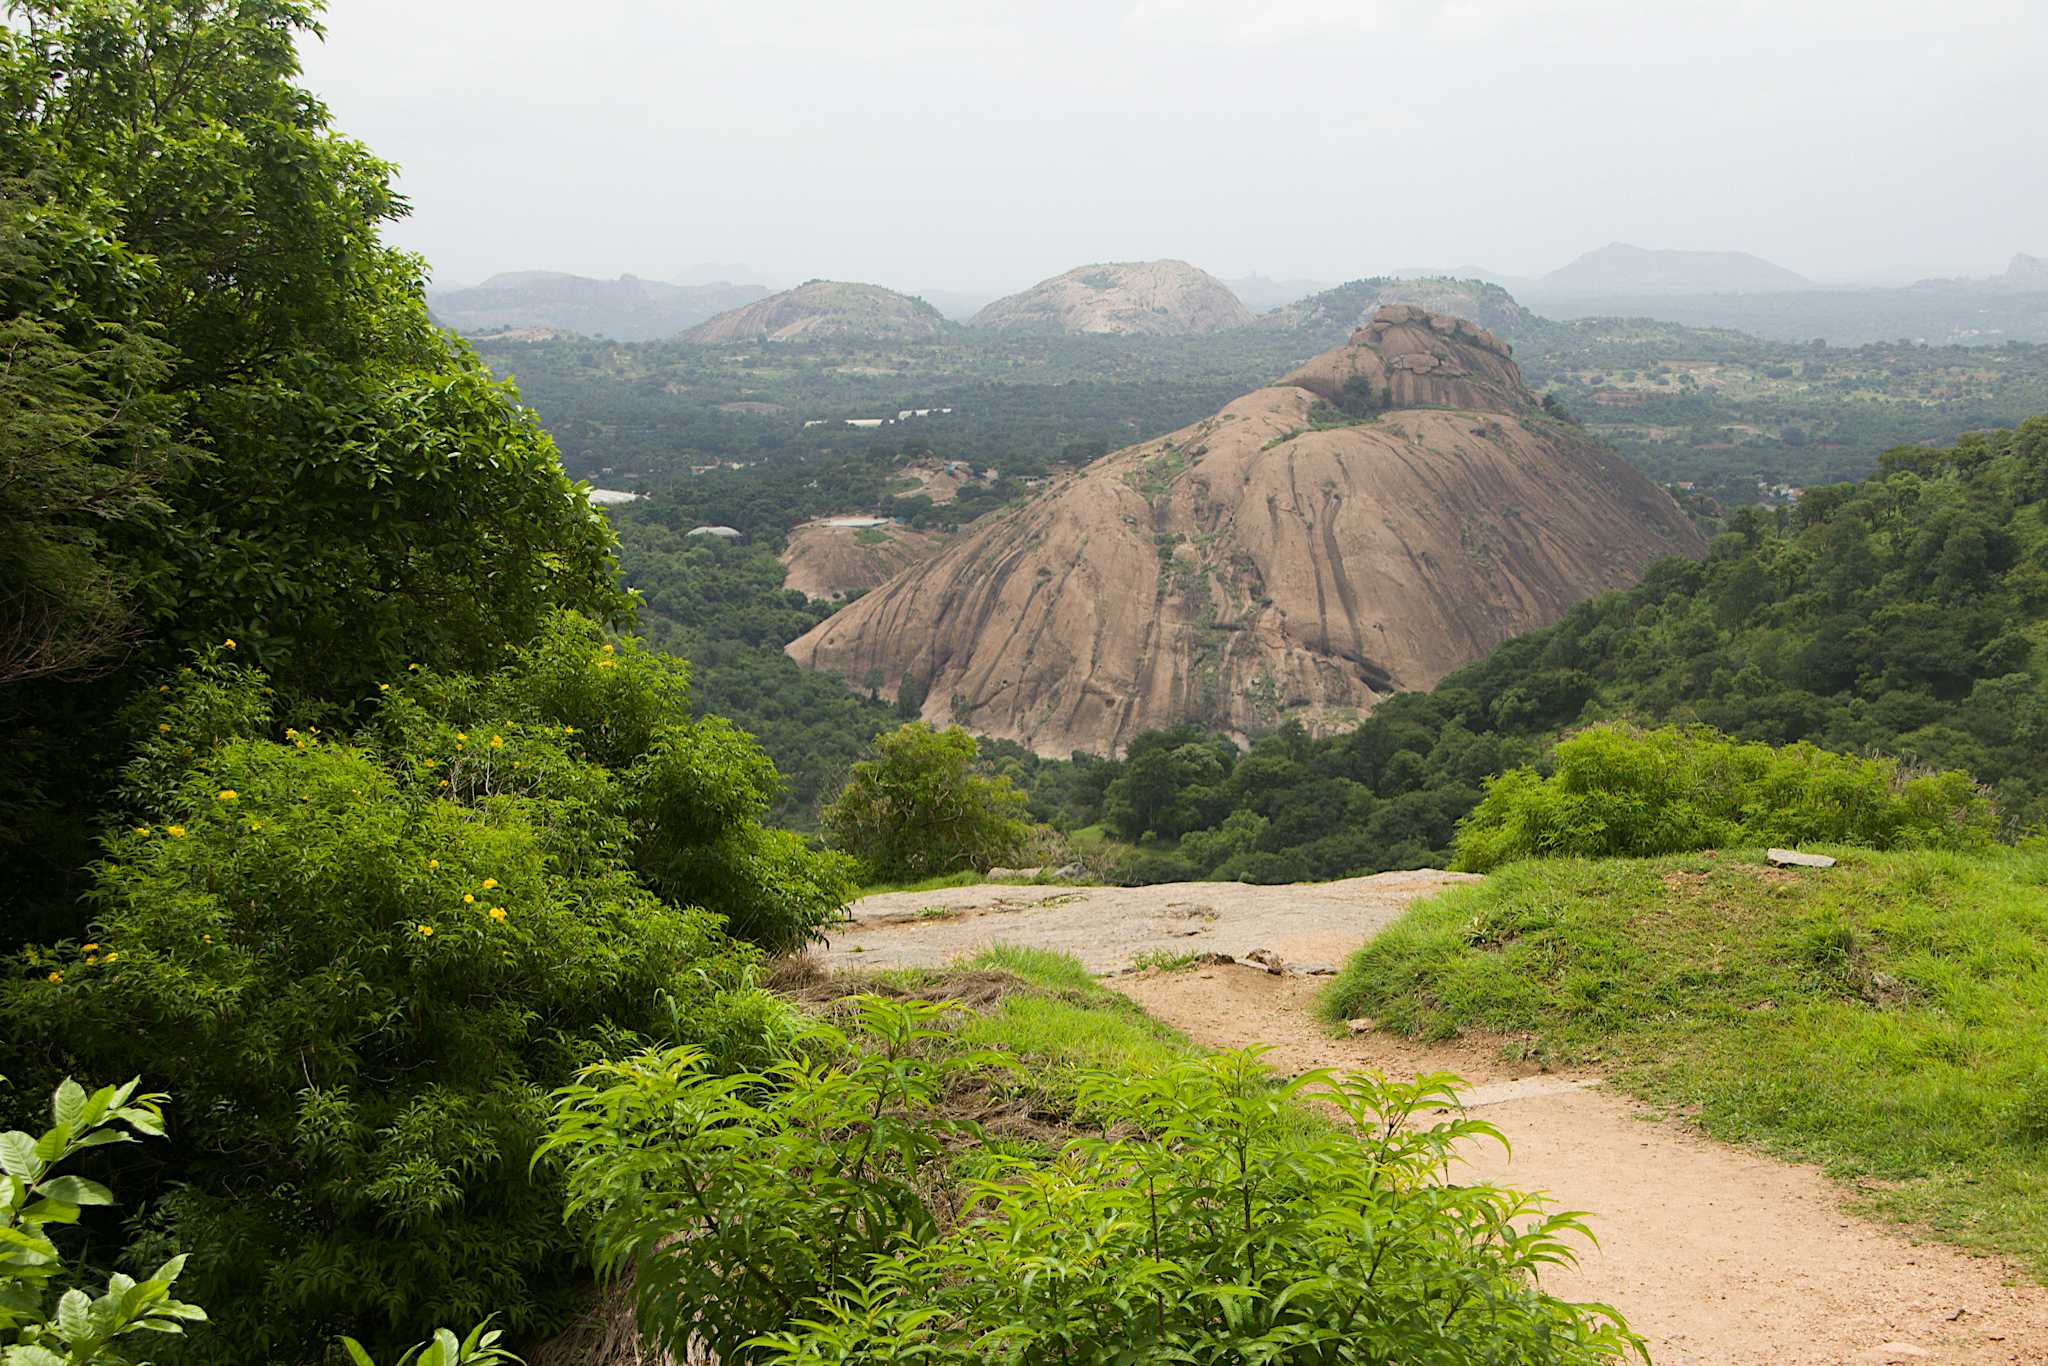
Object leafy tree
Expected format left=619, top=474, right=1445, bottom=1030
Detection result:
left=822, top=724, right=1029, bottom=880
left=2, top=616, right=846, bottom=1364
left=0, top=0, right=628, bottom=937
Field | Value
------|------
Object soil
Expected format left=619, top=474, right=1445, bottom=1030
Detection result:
left=821, top=873, right=2048, bottom=1366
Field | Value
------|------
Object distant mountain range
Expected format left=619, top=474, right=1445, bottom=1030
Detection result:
left=1913, top=253, right=2048, bottom=292
left=1528, top=243, right=1812, bottom=296
left=428, top=272, right=768, bottom=341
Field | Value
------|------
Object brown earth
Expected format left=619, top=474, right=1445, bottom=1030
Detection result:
left=778, top=521, right=950, bottom=601
left=788, top=305, right=1706, bottom=756
left=820, top=876, right=2048, bottom=1366
left=971, top=259, right=1254, bottom=336
left=682, top=281, right=949, bottom=343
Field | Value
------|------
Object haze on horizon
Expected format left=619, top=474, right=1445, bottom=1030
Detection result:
left=298, top=0, right=2046, bottom=294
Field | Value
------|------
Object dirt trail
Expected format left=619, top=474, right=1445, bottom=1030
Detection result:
left=823, top=872, right=2048, bottom=1366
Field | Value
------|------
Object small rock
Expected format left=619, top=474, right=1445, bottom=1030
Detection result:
left=1767, top=848, right=1837, bottom=868
left=1346, top=1017, right=1377, bottom=1035
left=1289, top=962, right=1338, bottom=976
left=1050, top=862, right=1087, bottom=881
left=984, top=866, right=1042, bottom=880
left=1243, top=948, right=1286, bottom=975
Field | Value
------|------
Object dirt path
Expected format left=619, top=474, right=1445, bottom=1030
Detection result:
left=823, top=873, right=2048, bottom=1366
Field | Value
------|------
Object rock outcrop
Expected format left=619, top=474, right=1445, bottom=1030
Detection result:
left=972, top=260, right=1253, bottom=336
left=788, top=306, right=1705, bottom=755
left=1260, top=277, right=1540, bottom=342
left=778, top=521, right=950, bottom=601
left=683, top=281, right=948, bottom=343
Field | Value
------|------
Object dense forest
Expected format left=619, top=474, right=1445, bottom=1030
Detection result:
left=475, top=302, right=2048, bottom=518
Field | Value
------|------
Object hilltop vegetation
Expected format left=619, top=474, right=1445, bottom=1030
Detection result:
left=1321, top=847, right=2048, bottom=1274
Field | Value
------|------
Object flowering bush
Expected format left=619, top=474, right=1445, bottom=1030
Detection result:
left=3, top=615, right=847, bottom=1364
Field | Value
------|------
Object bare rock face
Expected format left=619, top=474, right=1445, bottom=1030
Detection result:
left=778, top=521, right=950, bottom=601
left=1259, top=277, right=1540, bottom=341
left=682, top=281, right=948, bottom=343
left=972, top=260, right=1253, bottom=336
left=788, top=306, right=1706, bottom=755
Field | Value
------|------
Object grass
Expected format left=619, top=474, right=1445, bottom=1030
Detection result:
left=856, top=870, right=983, bottom=897
left=1319, top=846, right=2048, bottom=1275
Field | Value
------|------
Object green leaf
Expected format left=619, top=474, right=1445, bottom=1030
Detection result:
left=0, top=1131, right=42, bottom=1181
left=56, top=1286, right=94, bottom=1338
left=36, top=1175, right=114, bottom=1206
left=51, top=1080, right=87, bottom=1129
left=340, top=1338, right=376, bottom=1366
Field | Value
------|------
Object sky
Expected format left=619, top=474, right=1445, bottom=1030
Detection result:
left=296, top=0, right=2047, bottom=294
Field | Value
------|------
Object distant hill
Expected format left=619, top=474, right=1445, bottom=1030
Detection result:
left=1259, top=277, right=1541, bottom=342
left=789, top=305, right=1703, bottom=755
left=681, top=281, right=950, bottom=344
left=428, top=272, right=768, bottom=341
left=1535, top=243, right=1811, bottom=295
left=972, top=260, right=1253, bottom=336
left=1914, top=253, right=2048, bottom=292
left=1224, top=274, right=1337, bottom=312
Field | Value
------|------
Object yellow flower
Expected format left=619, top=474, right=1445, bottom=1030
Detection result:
left=85, top=954, right=97, bottom=965
left=377, top=682, right=390, bottom=692
left=456, top=731, right=467, bottom=741
left=408, top=662, right=420, bottom=671
left=481, top=878, right=498, bottom=890
left=596, top=659, right=616, bottom=669
left=202, top=934, right=213, bottom=943
left=216, top=789, right=237, bottom=802
left=102, top=951, right=117, bottom=963
left=439, top=779, right=449, bottom=788
left=45, top=971, right=61, bottom=984
left=222, top=638, right=236, bottom=649
left=489, top=735, right=504, bottom=749
left=157, top=723, right=170, bottom=733
left=82, top=942, right=99, bottom=952
left=247, top=819, right=262, bottom=831
left=562, top=725, right=576, bottom=735
left=511, top=761, right=521, bottom=769
left=427, top=858, right=440, bottom=869
left=462, top=893, right=475, bottom=904
left=285, top=728, right=298, bottom=739
left=417, top=924, right=434, bottom=937
left=158, top=684, right=170, bottom=693
left=134, top=826, right=150, bottom=836
left=601, top=643, right=615, bottom=655
left=488, top=906, right=507, bottom=922
left=167, top=825, right=186, bottom=838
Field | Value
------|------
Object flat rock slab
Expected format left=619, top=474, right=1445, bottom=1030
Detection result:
left=1768, top=848, right=1838, bottom=868
left=822, top=869, right=1479, bottom=975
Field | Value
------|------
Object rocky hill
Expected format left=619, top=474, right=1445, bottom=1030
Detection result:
left=1535, top=243, right=1810, bottom=295
left=778, top=520, right=949, bottom=601
left=971, top=260, right=1253, bottom=336
left=682, top=281, right=950, bottom=343
left=427, top=272, right=768, bottom=341
left=1260, top=277, right=1540, bottom=341
left=787, top=305, right=1705, bottom=755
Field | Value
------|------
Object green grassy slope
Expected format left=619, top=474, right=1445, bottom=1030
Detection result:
left=1321, top=847, right=2048, bottom=1273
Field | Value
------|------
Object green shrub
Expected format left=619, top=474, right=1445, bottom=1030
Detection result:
left=3, top=616, right=845, bottom=1363
left=0, top=1077, right=206, bottom=1362
left=822, top=724, right=1030, bottom=880
left=544, top=999, right=1641, bottom=1365
left=1453, top=724, right=1993, bottom=872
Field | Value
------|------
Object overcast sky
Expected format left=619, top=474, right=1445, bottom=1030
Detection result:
left=297, top=0, right=2045, bottom=293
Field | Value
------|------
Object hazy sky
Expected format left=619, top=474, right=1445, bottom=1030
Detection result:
left=297, top=0, right=2045, bottom=293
